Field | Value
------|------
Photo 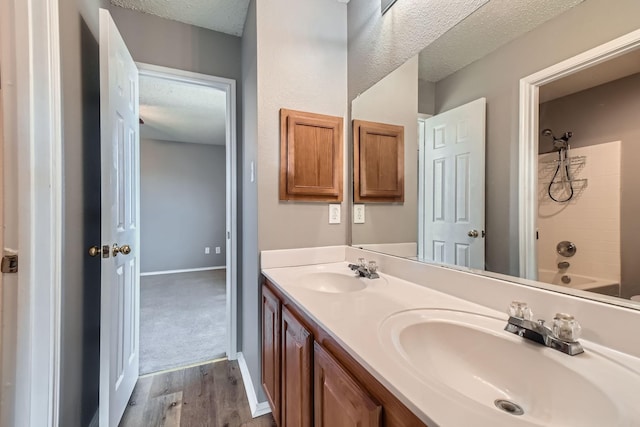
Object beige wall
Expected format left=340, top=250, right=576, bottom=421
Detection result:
left=256, top=0, right=348, bottom=251
left=433, top=0, right=640, bottom=276
left=540, top=72, right=640, bottom=298
left=352, top=56, right=418, bottom=246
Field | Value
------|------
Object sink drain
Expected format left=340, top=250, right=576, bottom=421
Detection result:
left=494, top=399, right=524, bottom=416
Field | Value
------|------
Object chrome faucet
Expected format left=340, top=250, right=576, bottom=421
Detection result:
left=348, top=258, right=380, bottom=279
left=504, top=302, right=584, bottom=356
left=558, top=261, right=570, bottom=269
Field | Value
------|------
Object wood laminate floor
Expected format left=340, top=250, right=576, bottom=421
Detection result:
left=119, top=359, right=276, bottom=427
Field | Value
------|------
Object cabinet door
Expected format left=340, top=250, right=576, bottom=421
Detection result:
left=261, top=285, right=281, bottom=425
left=281, top=306, right=313, bottom=427
left=314, top=342, right=382, bottom=427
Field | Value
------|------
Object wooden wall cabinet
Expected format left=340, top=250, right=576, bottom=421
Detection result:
left=280, top=109, right=344, bottom=202
left=261, top=280, right=428, bottom=427
left=353, top=119, right=404, bottom=203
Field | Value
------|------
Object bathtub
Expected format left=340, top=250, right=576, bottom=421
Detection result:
left=538, top=269, right=620, bottom=297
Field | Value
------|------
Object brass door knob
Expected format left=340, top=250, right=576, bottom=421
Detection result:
left=112, top=244, right=132, bottom=257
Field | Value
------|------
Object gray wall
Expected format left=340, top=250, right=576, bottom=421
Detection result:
left=256, top=0, right=348, bottom=252
left=58, top=0, right=109, bottom=425
left=240, top=0, right=261, bottom=402
left=432, top=0, right=640, bottom=276
left=539, top=72, right=640, bottom=298
left=108, top=6, right=241, bottom=81
left=352, top=56, right=418, bottom=246
left=140, top=139, right=226, bottom=273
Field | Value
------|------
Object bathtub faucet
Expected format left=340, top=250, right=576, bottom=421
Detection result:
left=558, top=261, right=570, bottom=269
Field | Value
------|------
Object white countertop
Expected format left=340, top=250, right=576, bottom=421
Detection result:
left=262, top=262, right=514, bottom=426
left=261, top=249, right=640, bottom=427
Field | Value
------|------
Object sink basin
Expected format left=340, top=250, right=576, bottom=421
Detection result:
left=297, top=272, right=385, bottom=294
left=379, top=309, right=640, bottom=426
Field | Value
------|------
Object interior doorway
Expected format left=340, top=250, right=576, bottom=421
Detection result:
left=519, top=28, right=640, bottom=305
left=136, top=63, right=238, bottom=374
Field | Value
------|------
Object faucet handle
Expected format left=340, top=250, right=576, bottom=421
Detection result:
left=508, top=301, right=533, bottom=320
left=367, top=260, right=378, bottom=273
left=552, top=313, right=582, bottom=342
left=358, top=257, right=366, bottom=268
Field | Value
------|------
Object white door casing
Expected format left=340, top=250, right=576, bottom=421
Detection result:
left=420, top=98, right=486, bottom=269
left=99, top=9, right=140, bottom=427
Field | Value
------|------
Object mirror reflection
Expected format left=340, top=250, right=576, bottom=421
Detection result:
left=350, top=0, right=640, bottom=305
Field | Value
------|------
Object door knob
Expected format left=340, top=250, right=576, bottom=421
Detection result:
left=89, top=245, right=110, bottom=258
left=112, top=244, right=132, bottom=257
left=468, top=230, right=479, bottom=238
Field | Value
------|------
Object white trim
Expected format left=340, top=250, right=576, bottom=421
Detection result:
left=0, top=0, right=63, bottom=426
left=519, top=28, right=640, bottom=280
left=236, top=352, right=272, bottom=418
left=136, top=63, right=239, bottom=361
left=140, top=266, right=225, bottom=276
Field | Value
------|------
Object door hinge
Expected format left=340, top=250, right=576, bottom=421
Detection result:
left=1, top=254, right=18, bottom=273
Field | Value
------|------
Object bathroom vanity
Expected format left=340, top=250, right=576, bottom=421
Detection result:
left=260, top=246, right=640, bottom=427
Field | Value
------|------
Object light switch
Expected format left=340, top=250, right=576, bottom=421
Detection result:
left=329, top=204, right=341, bottom=224
left=354, top=204, right=365, bottom=224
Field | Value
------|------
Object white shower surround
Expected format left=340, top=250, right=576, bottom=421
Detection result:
left=537, top=141, right=621, bottom=285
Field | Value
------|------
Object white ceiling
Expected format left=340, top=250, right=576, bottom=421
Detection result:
left=419, top=0, right=584, bottom=83
left=139, top=75, right=227, bottom=145
left=110, top=0, right=250, bottom=36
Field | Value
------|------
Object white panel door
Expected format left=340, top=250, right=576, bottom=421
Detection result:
left=420, top=98, right=485, bottom=269
left=99, top=8, right=140, bottom=427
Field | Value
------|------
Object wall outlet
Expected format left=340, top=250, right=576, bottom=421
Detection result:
left=329, top=204, right=341, bottom=224
left=215, top=246, right=221, bottom=254
left=205, top=247, right=210, bottom=254
left=354, top=204, right=365, bottom=224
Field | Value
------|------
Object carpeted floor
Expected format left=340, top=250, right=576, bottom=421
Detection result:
left=140, top=269, right=227, bottom=375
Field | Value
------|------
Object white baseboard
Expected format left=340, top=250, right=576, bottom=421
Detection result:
left=237, top=352, right=272, bottom=418
left=140, top=266, right=225, bottom=276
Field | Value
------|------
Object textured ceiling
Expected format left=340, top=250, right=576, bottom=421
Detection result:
left=139, top=75, right=227, bottom=145
left=419, top=0, right=584, bottom=82
left=110, top=0, right=250, bottom=36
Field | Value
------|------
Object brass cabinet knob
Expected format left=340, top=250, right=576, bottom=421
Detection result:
left=112, top=244, right=132, bottom=257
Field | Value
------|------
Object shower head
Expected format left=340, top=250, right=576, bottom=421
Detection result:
left=541, top=128, right=572, bottom=150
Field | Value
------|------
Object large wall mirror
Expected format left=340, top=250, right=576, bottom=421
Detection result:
left=350, top=0, right=640, bottom=307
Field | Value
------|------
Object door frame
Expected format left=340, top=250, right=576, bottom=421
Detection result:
left=0, top=0, right=63, bottom=426
left=136, top=63, right=239, bottom=360
left=518, top=28, right=640, bottom=280
left=416, top=113, right=432, bottom=261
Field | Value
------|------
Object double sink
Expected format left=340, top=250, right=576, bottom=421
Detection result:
left=264, top=261, right=640, bottom=426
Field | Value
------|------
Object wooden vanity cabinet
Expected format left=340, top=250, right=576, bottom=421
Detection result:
left=314, top=342, right=381, bottom=427
left=281, top=306, right=313, bottom=427
left=261, top=285, right=281, bottom=425
left=261, top=279, right=427, bottom=427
